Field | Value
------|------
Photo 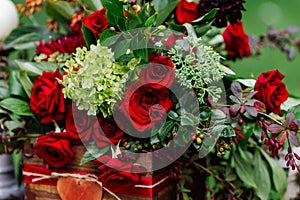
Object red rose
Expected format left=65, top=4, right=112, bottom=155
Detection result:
left=98, top=158, right=141, bottom=190
left=254, top=70, right=289, bottom=114
left=175, top=0, right=199, bottom=24
left=139, top=54, right=175, bottom=89
left=82, top=8, right=108, bottom=38
left=34, top=132, right=75, bottom=168
left=222, top=20, right=251, bottom=59
left=92, top=116, right=126, bottom=148
left=119, top=82, right=173, bottom=132
left=65, top=104, right=96, bottom=141
left=30, top=69, right=65, bottom=124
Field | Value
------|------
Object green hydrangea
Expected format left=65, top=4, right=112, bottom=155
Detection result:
left=168, top=37, right=225, bottom=103
left=60, top=43, right=140, bottom=117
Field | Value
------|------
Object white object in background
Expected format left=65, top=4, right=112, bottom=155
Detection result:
left=0, top=0, right=19, bottom=42
left=0, top=154, right=23, bottom=199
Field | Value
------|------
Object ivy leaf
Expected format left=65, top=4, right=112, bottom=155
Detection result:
left=80, top=145, right=110, bottom=165
left=253, top=149, right=271, bottom=200
left=233, top=149, right=257, bottom=189
left=0, top=98, right=33, bottom=116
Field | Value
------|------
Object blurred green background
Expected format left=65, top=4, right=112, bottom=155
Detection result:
left=230, top=0, right=300, bottom=97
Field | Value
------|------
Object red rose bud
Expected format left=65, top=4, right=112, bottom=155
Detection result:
left=235, top=126, right=242, bottom=131
left=175, top=0, right=199, bottom=24
left=34, top=132, right=75, bottom=168
left=261, top=131, right=265, bottom=140
left=254, top=70, right=289, bottom=114
left=82, top=8, right=108, bottom=38
left=222, top=20, right=251, bottom=60
left=30, top=69, right=65, bottom=124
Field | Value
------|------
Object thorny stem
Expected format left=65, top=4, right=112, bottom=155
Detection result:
left=192, top=161, right=239, bottom=199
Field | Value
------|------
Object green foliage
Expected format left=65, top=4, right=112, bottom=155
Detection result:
left=80, top=145, right=110, bottom=165
left=168, top=37, right=225, bottom=103
left=0, top=98, right=33, bottom=117
left=45, top=0, right=75, bottom=22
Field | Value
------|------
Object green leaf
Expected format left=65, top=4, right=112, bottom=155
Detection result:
left=4, top=120, right=25, bottom=132
left=260, top=149, right=287, bottom=198
left=79, top=0, right=103, bottom=11
left=154, top=0, right=179, bottom=26
left=152, top=0, right=177, bottom=11
left=114, top=39, right=131, bottom=59
left=106, top=11, right=127, bottom=31
left=167, top=110, right=180, bottom=121
left=191, top=8, right=218, bottom=25
left=3, top=26, right=54, bottom=50
left=19, top=71, right=33, bottom=98
left=101, top=0, right=126, bottom=19
left=100, top=29, right=120, bottom=47
left=151, top=133, right=160, bottom=145
left=254, top=149, right=271, bottom=200
left=127, top=12, right=143, bottom=29
left=82, top=24, right=97, bottom=48
left=180, top=114, right=198, bottom=126
left=0, top=80, right=9, bottom=99
left=144, top=14, right=156, bottom=27
left=80, top=145, right=110, bottom=165
left=221, top=126, right=236, bottom=137
left=8, top=70, right=26, bottom=98
left=233, top=149, right=257, bottom=189
left=195, top=22, right=213, bottom=37
left=46, top=0, right=75, bottom=22
left=0, top=98, right=33, bottom=116
left=131, top=32, right=149, bottom=61
left=158, top=120, right=175, bottom=141
left=15, top=60, right=58, bottom=76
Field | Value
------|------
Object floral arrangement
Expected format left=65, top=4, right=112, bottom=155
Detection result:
left=1, top=0, right=300, bottom=199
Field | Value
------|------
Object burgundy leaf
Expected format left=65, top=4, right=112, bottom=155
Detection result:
left=229, top=104, right=241, bottom=117
left=288, top=132, right=300, bottom=147
left=245, top=91, right=258, bottom=101
left=245, top=106, right=257, bottom=117
left=268, top=124, right=284, bottom=135
left=286, top=113, right=295, bottom=125
left=231, top=82, right=242, bottom=100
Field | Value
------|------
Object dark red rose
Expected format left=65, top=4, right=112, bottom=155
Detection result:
left=82, top=8, right=108, bottom=38
left=139, top=54, right=175, bottom=89
left=30, top=69, right=65, bottom=124
left=222, top=20, right=251, bottom=59
left=92, top=116, right=126, bottom=148
left=175, top=0, right=199, bottom=24
left=254, top=70, right=289, bottom=114
left=98, top=158, right=141, bottom=190
left=65, top=104, right=96, bottom=141
left=120, top=82, right=173, bottom=132
left=34, top=132, right=74, bottom=168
